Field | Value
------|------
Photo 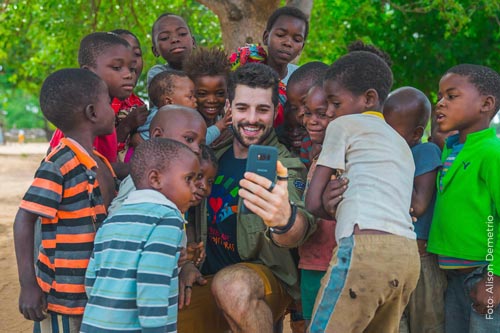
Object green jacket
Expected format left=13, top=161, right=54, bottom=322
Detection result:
left=428, top=128, right=500, bottom=275
left=200, top=131, right=316, bottom=299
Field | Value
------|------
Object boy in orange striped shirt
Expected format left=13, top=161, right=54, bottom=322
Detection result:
left=13, top=68, right=117, bottom=333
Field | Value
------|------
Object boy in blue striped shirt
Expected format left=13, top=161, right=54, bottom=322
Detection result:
left=81, top=138, right=200, bottom=333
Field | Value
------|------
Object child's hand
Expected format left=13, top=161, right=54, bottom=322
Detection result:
left=215, top=100, right=232, bottom=132
left=322, top=175, right=348, bottom=218
left=470, top=273, right=500, bottom=314
left=126, top=105, right=149, bottom=130
left=178, top=247, right=188, bottom=268
left=186, top=241, right=205, bottom=266
left=19, top=282, right=47, bottom=321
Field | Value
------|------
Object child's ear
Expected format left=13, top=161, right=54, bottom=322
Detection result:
left=152, top=45, right=160, bottom=58
left=150, top=127, right=163, bottom=138
left=192, top=36, right=196, bottom=48
left=480, top=95, right=496, bottom=114
left=148, top=169, right=162, bottom=190
left=413, top=126, right=424, bottom=144
left=84, top=104, right=98, bottom=122
left=262, top=30, right=270, bottom=46
left=364, top=89, right=379, bottom=110
left=164, top=96, right=173, bottom=105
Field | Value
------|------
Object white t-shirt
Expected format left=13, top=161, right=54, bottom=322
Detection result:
left=317, top=113, right=416, bottom=241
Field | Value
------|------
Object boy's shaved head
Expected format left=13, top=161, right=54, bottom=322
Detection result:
left=40, top=68, right=105, bottom=132
left=445, top=64, right=500, bottom=113
left=78, top=32, right=131, bottom=67
left=131, top=137, right=195, bottom=189
left=150, top=104, right=204, bottom=131
left=148, top=70, right=190, bottom=107
left=384, top=87, right=431, bottom=128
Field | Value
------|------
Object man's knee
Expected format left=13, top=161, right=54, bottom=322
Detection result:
left=212, top=264, right=265, bottom=313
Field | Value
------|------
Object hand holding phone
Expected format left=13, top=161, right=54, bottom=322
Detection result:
left=240, top=145, right=278, bottom=214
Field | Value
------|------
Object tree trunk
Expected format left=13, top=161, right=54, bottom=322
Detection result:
left=197, top=0, right=313, bottom=53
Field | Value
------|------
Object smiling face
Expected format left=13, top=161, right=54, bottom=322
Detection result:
left=303, top=85, right=332, bottom=144
left=436, top=73, right=488, bottom=142
left=152, top=15, right=194, bottom=69
left=264, top=15, right=306, bottom=68
left=194, top=75, right=227, bottom=123
left=231, top=85, right=276, bottom=157
left=89, top=45, right=136, bottom=100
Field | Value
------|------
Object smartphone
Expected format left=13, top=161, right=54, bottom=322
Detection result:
left=240, top=145, right=278, bottom=214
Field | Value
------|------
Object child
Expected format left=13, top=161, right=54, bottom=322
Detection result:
left=108, top=105, right=207, bottom=215
left=110, top=29, right=148, bottom=163
left=263, top=6, right=308, bottom=128
left=14, top=69, right=117, bottom=332
left=148, top=70, right=197, bottom=109
left=305, top=51, right=419, bottom=332
left=183, top=47, right=232, bottom=146
left=383, top=87, right=446, bottom=333
left=263, top=6, right=308, bottom=85
left=148, top=13, right=195, bottom=86
left=299, top=83, right=337, bottom=329
left=280, top=102, right=308, bottom=156
left=427, top=64, right=500, bottom=332
left=285, top=61, right=329, bottom=168
left=81, top=138, right=200, bottom=333
left=135, top=69, right=198, bottom=143
left=49, top=32, right=147, bottom=176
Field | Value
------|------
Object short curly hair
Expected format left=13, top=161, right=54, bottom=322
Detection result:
left=445, top=64, right=500, bottom=113
left=228, top=63, right=280, bottom=107
left=287, top=61, right=329, bottom=87
left=325, top=51, right=393, bottom=103
left=131, top=137, right=196, bottom=189
left=266, top=6, right=309, bottom=41
left=347, top=40, right=392, bottom=67
left=40, top=68, right=104, bottom=132
left=183, top=47, right=231, bottom=82
left=148, top=70, right=190, bottom=107
left=78, top=32, right=131, bottom=68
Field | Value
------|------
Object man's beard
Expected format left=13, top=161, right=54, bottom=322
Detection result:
left=232, top=122, right=273, bottom=148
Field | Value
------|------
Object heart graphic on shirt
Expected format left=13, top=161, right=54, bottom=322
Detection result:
left=209, top=197, right=223, bottom=213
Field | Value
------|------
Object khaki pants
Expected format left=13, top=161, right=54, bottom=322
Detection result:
left=34, top=313, right=82, bottom=333
left=309, top=234, right=420, bottom=333
left=178, top=263, right=291, bottom=333
left=399, top=254, right=446, bottom=333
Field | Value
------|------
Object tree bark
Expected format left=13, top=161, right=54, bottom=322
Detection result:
left=197, top=0, right=313, bottom=53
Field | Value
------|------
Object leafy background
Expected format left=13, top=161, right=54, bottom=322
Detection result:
left=1, top=0, right=499, bottom=131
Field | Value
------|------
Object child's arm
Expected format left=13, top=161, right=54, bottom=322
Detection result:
left=214, top=107, right=232, bottom=133
left=306, top=165, right=347, bottom=220
left=411, top=170, right=438, bottom=217
left=13, top=209, right=47, bottom=321
left=137, top=218, right=183, bottom=331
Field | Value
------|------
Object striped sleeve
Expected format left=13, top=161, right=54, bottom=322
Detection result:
left=84, top=252, right=97, bottom=297
left=137, top=216, right=183, bottom=331
left=20, top=161, right=63, bottom=219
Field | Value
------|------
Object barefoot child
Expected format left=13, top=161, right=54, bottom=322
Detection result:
left=427, top=64, right=500, bottom=332
left=14, top=69, right=117, bottom=332
left=306, top=51, right=419, bottom=332
left=384, top=86, right=446, bottom=333
left=81, top=138, right=200, bottom=333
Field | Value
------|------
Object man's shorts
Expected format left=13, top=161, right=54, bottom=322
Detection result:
left=178, top=262, right=292, bottom=333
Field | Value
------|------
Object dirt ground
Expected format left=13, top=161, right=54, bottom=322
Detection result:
left=0, top=143, right=47, bottom=331
left=0, top=142, right=295, bottom=332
